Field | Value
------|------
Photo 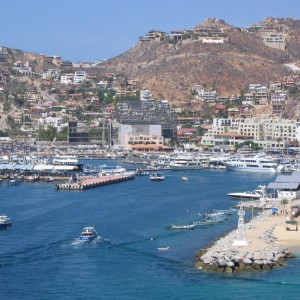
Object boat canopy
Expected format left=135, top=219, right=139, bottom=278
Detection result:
left=53, top=165, right=78, bottom=170
left=14, top=164, right=35, bottom=170
left=0, top=163, right=15, bottom=170
left=33, top=164, right=54, bottom=171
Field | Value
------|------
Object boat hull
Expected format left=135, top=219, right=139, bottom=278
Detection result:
left=0, top=223, right=11, bottom=229
left=227, top=192, right=261, bottom=199
left=224, top=164, right=277, bottom=173
left=170, top=165, right=203, bottom=171
left=80, top=236, right=96, bottom=242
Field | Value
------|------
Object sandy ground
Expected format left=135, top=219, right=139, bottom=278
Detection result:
left=243, top=200, right=300, bottom=254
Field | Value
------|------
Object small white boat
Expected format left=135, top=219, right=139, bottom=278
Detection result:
left=182, top=176, right=189, bottom=181
left=80, top=226, right=97, bottom=241
left=157, top=247, right=170, bottom=251
left=0, top=215, right=12, bottom=229
left=150, top=173, right=165, bottom=181
left=168, top=224, right=195, bottom=229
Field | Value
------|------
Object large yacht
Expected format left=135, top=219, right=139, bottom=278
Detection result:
left=169, top=157, right=203, bottom=170
left=223, top=153, right=282, bottom=173
left=52, top=155, right=83, bottom=171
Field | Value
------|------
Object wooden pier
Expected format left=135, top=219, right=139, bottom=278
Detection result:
left=55, top=173, right=135, bottom=190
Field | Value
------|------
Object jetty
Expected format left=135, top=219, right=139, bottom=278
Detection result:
left=195, top=199, right=300, bottom=273
left=55, top=173, right=135, bottom=190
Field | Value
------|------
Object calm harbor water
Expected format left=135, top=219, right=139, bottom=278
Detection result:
left=0, top=160, right=300, bottom=300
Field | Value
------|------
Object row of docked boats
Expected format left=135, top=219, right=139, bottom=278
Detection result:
left=0, top=154, right=83, bottom=173
left=137, top=151, right=287, bottom=173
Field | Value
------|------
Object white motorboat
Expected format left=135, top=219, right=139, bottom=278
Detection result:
left=227, top=185, right=266, bottom=199
left=79, top=226, right=97, bottom=241
left=150, top=173, right=165, bottom=181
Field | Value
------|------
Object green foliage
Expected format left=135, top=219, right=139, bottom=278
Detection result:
left=3, top=101, right=11, bottom=112
left=56, top=127, right=68, bottom=141
left=288, top=86, right=299, bottom=100
left=6, top=115, right=20, bottom=138
left=281, top=198, right=289, bottom=206
left=39, top=126, right=57, bottom=142
left=14, top=98, right=25, bottom=107
left=235, top=141, right=260, bottom=151
left=0, top=130, right=8, bottom=137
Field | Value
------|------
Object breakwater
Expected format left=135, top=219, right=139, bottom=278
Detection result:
left=195, top=209, right=295, bottom=273
left=55, top=173, right=135, bottom=190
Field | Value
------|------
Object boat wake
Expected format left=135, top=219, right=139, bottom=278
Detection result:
left=70, top=235, right=102, bottom=247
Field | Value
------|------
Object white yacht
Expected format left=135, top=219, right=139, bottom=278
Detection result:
left=169, top=157, right=203, bottom=170
left=227, top=185, right=267, bottom=199
left=223, top=153, right=281, bottom=173
left=51, top=155, right=83, bottom=171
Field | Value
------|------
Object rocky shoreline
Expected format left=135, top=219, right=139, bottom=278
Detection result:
left=195, top=209, right=296, bottom=273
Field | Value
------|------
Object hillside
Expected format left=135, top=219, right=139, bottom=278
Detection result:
left=1, top=17, right=300, bottom=120
left=95, top=17, right=300, bottom=106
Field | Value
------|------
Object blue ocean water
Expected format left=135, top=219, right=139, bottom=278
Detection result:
left=0, top=160, right=299, bottom=300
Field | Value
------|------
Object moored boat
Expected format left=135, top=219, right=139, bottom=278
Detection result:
left=223, top=153, right=281, bottom=173
left=169, top=158, right=203, bottom=170
left=52, top=155, right=83, bottom=171
left=8, top=178, right=22, bottom=186
left=0, top=214, right=12, bottom=229
left=227, top=185, right=266, bottom=199
left=150, top=173, right=165, bottom=181
left=80, top=226, right=97, bottom=241
left=167, top=224, right=195, bottom=229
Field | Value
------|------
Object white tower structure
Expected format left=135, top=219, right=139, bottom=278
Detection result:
left=232, top=204, right=248, bottom=247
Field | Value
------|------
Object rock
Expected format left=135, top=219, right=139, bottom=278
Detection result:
left=285, top=252, right=295, bottom=258
left=226, top=261, right=235, bottom=267
left=224, top=266, right=233, bottom=273
left=243, top=258, right=252, bottom=264
left=195, top=261, right=204, bottom=269
left=244, top=265, right=255, bottom=271
left=263, top=264, right=271, bottom=271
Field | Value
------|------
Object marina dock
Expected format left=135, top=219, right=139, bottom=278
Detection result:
left=55, top=173, right=135, bottom=190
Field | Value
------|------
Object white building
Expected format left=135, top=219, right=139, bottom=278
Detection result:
left=202, top=118, right=297, bottom=148
left=60, top=73, right=74, bottom=84
left=73, top=71, right=86, bottom=84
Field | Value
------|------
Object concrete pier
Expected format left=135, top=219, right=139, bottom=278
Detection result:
left=55, top=173, right=135, bottom=190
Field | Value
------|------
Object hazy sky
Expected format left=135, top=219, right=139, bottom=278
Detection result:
left=2, top=0, right=300, bottom=62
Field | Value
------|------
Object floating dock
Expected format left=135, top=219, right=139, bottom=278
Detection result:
left=55, top=173, right=135, bottom=190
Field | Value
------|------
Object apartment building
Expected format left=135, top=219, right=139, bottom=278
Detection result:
left=202, top=118, right=297, bottom=147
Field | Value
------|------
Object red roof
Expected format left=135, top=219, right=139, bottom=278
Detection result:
left=215, top=104, right=226, bottom=110
left=177, top=128, right=197, bottom=135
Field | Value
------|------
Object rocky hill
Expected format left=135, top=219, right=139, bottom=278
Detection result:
left=95, top=17, right=300, bottom=106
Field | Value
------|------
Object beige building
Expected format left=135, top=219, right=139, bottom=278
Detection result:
left=202, top=118, right=297, bottom=148
left=113, top=123, right=164, bottom=149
